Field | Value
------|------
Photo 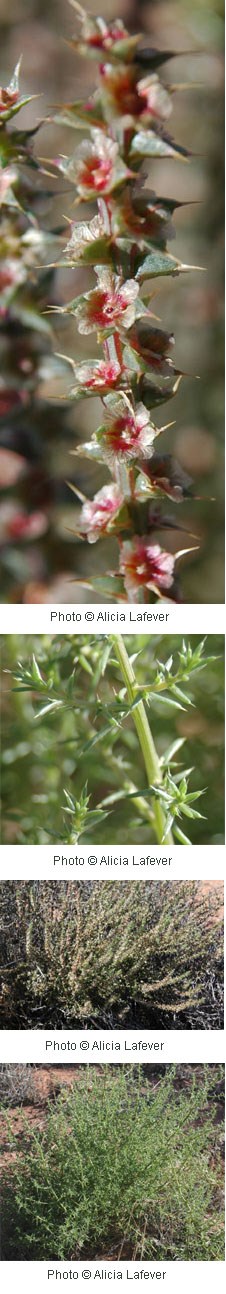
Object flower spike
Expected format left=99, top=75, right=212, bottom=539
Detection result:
left=54, top=10, right=203, bottom=601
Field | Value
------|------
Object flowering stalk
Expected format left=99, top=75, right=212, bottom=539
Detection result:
left=54, top=2, right=199, bottom=602
left=111, top=634, right=173, bottom=843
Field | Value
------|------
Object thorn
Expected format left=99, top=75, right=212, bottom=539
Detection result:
left=176, top=546, right=199, bottom=561
left=66, top=480, right=87, bottom=503
left=68, top=0, right=85, bottom=16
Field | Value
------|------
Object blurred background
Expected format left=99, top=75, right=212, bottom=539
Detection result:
left=1, top=633, right=224, bottom=844
left=0, top=0, right=224, bottom=603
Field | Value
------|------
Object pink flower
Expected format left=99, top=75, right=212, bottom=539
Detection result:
left=100, top=63, right=142, bottom=119
left=120, top=538, right=175, bottom=597
left=72, top=130, right=129, bottom=198
left=0, top=502, right=48, bottom=543
left=71, top=356, right=122, bottom=397
left=0, top=165, right=17, bottom=203
left=0, top=449, right=26, bottom=488
left=100, top=65, right=171, bottom=125
left=0, top=61, right=21, bottom=116
left=80, top=483, right=123, bottom=543
left=137, top=75, right=172, bottom=123
left=101, top=395, right=156, bottom=460
left=76, top=270, right=139, bottom=335
left=0, top=84, right=18, bottom=114
left=77, top=14, right=129, bottom=53
left=0, top=257, right=26, bottom=307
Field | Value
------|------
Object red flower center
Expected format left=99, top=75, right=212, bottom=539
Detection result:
left=88, top=289, right=128, bottom=326
left=80, top=155, right=113, bottom=192
left=8, top=515, right=29, bottom=538
left=100, top=66, right=141, bottom=116
left=124, top=542, right=173, bottom=589
left=0, top=88, right=18, bottom=112
left=106, top=414, right=137, bottom=453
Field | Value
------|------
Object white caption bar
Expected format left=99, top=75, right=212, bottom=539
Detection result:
left=1, top=1030, right=224, bottom=1064
left=1, top=1261, right=225, bottom=1293
left=1, top=844, right=225, bottom=879
left=1, top=602, right=225, bottom=634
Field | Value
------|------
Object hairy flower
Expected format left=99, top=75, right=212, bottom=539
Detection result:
left=0, top=257, right=26, bottom=307
left=0, top=83, right=19, bottom=114
left=100, top=63, right=142, bottom=120
left=0, top=165, right=17, bottom=204
left=76, top=14, right=129, bottom=52
left=100, top=65, right=171, bottom=125
left=76, top=269, right=139, bottom=334
left=71, top=355, right=122, bottom=396
left=101, top=394, right=156, bottom=459
left=71, top=129, right=130, bottom=198
left=0, top=502, right=47, bottom=543
left=73, top=9, right=140, bottom=61
left=120, top=537, right=175, bottom=597
left=137, top=74, right=172, bottom=122
left=0, top=449, right=26, bottom=488
left=80, top=482, right=123, bottom=542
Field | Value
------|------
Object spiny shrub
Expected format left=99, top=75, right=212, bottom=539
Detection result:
left=52, top=1, right=202, bottom=602
left=0, top=880, right=223, bottom=1031
left=1, top=1066, right=224, bottom=1260
left=3, top=633, right=222, bottom=846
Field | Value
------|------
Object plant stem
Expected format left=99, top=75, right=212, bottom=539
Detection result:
left=111, top=634, right=174, bottom=845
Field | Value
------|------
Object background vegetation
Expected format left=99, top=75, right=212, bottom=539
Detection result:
left=1, top=1065, right=224, bottom=1260
left=0, top=879, right=223, bottom=1030
left=0, top=0, right=224, bottom=603
left=1, top=633, right=224, bottom=844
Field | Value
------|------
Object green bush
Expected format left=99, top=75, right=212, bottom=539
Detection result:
left=1, top=1066, right=224, bottom=1260
left=1, top=633, right=224, bottom=845
left=0, top=880, right=223, bottom=1030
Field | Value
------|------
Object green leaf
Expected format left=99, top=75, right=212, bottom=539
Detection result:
left=130, top=130, right=188, bottom=162
left=63, top=789, right=76, bottom=811
left=78, top=653, right=93, bottom=676
left=31, top=656, right=44, bottom=686
left=67, top=237, right=113, bottom=268
left=34, top=700, right=63, bottom=719
left=136, top=251, right=183, bottom=282
left=137, top=372, right=182, bottom=408
left=160, top=738, right=185, bottom=766
left=81, top=808, right=109, bottom=829
left=53, top=98, right=105, bottom=129
left=85, top=576, right=125, bottom=599
left=146, top=692, right=186, bottom=712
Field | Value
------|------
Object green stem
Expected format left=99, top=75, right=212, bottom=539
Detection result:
left=111, top=634, right=174, bottom=845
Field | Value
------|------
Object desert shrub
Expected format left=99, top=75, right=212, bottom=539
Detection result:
left=0, top=1064, right=38, bottom=1107
left=0, top=880, right=223, bottom=1030
left=1, top=1066, right=224, bottom=1260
